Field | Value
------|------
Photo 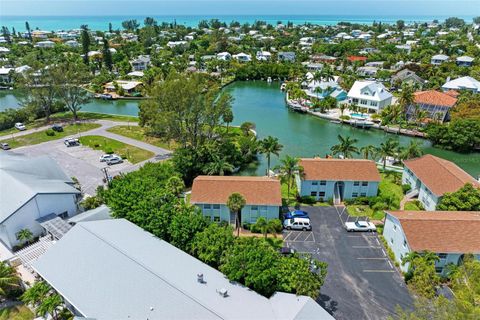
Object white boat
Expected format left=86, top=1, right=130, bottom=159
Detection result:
left=280, top=83, right=286, bottom=91
left=267, top=77, right=272, bottom=83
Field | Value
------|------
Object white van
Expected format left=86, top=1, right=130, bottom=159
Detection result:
left=283, top=217, right=312, bottom=231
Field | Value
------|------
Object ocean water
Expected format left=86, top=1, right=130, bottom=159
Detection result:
left=0, top=15, right=476, bottom=32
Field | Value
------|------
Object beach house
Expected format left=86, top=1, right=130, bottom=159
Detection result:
left=190, top=176, right=282, bottom=225
left=406, top=90, right=458, bottom=123
left=296, top=158, right=381, bottom=204
left=383, top=210, right=480, bottom=274
left=456, top=56, right=474, bottom=67
left=232, top=52, right=252, bottom=62
left=402, top=155, right=480, bottom=211
left=0, top=153, right=80, bottom=250
left=130, top=55, right=151, bottom=71
left=431, top=54, right=449, bottom=65
left=391, top=69, right=425, bottom=88
left=256, top=51, right=272, bottom=61
left=442, top=76, right=480, bottom=93
left=347, top=80, right=393, bottom=113
left=278, top=52, right=296, bottom=62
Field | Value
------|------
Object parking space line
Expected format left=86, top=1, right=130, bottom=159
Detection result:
left=292, top=232, right=303, bottom=241
left=311, top=232, right=316, bottom=243
left=363, top=270, right=395, bottom=273
left=388, top=261, right=394, bottom=269
left=352, top=246, right=381, bottom=249
left=283, top=231, right=293, bottom=241
left=375, top=238, right=381, bottom=246
left=381, top=249, right=387, bottom=257
left=304, top=232, right=313, bottom=242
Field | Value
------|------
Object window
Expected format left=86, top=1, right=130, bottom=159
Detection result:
left=319, top=192, right=326, bottom=197
left=213, top=204, right=220, bottom=209
left=320, top=180, right=326, bottom=185
left=360, top=99, right=368, bottom=105
left=251, top=206, right=258, bottom=211
left=354, top=181, right=360, bottom=186
left=311, top=191, right=318, bottom=196
left=360, top=192, right=366, bottom=197
left=438, top=253, right=447, bottom=259
left=352, top=192, right=358, bottom=197
left=393, top=224, right=397, bottom=231
left=390, top=238, right=394, bottom=244
left=312, top=181, right=318, bottom=186
left=403, top=239, right=407, bottom=248
left=213, top=216, right=221, bottom=222
left=362, top=181, right=368, bottom=186
left=204, top=204, right=211, bottom=209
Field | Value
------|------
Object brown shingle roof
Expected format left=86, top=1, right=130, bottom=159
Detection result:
left=403, top=154, right=479, bottom=196
left=413, top=90, right=457, bottom=108
left=190, top=176, right=282, bottom=206
left=299, top=158, right=381, bottom=181
left=387, top=211, right=480, bottom=253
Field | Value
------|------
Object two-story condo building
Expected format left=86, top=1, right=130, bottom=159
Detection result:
left=402, top=155, right=480, bottom=211
left=190, top=176, right=281, bottom=225
left=347, top=81, right=393, bottom=113
left=383, top=210, right=480, bottom=275
left=407, top=90, right=458, bottom=123
left=297, top=158, right=381, bottom=204
left=0, top=153, right=80, bottom=250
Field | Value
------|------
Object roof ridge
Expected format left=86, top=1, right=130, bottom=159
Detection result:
left=430, top=155, right=475, bottom=186
left=78, top=221, right=226, bottom=320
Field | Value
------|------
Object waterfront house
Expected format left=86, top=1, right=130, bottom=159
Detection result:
left=296, top=158, right=381, bottom=204
left=190, top=176, right=281, bottom=225
left=431, top=54, right=449, bottom=65
left=105, top=80, right=143, bottom=95
left=0, top=67, right=12, bottom=83
left=383, top=210, right=480, bottom=274
left=402, top=154, right=480, bottom=211
left=32, top=219, right=334, bottom=319
left=456, top=56, right=474, bottom=67
left=407, top=90, right=458, bottom=123
left=441, top=76, right=480, bottom=93
left=130, top=55, right=151, bottom=71
left=232, top=52, right=252, bottom=62
left=278, top=52, right=296, bottom=62
left=0, top=153, right=80, bottom=250
left=391, top=69, right=425, bottom=88
left=305, top=77, right=347, bottom=101
left=347, top=80, right=393, bottom=113
left=256, top=51, right=272, bottom=61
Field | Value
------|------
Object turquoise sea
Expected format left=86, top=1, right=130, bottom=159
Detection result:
left=0, top=15, right=476, bottom=31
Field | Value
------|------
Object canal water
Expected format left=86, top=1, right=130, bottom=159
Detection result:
left=1, top=82, right=479, bottom=177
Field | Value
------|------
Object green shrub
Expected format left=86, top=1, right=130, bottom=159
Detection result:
left=94, top=143, right=100, bottom=147
left=270, top=218, right=283, bottom=232
left=120, top=154, right=127, bottom=159
left=105, top=147, right=114, bottom=154
left=242, top=222, right=251, bottom=230
left=45, top=129, right=56, bottom=136
left=298, top=196, right=316, bottom=205
left=81, top=196, right=103, bottom=210
left=327, top=198, right=334, bottom=205
left=402, top=184, right=412, bottom=194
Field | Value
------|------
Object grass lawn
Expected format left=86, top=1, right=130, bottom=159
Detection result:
left=0, top=305, right=34, bottom=320
left=347, top=205, right=385, bottom=220
left=378, top=172, right=404, bottom=202
left=79, top=135, right=154, bottom=164
left=404, top=201, right=424, bottom=211
left=2, top=123, right=101, bottom=148
left=106, top=125, right=176, bottom=150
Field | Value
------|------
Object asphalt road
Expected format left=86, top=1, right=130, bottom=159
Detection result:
left=284, top=206, right=413, bottom=320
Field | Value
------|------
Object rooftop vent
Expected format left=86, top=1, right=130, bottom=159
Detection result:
left=197, top=273, right=205, bottom=284
left=217, top=288, right=228, bottom=298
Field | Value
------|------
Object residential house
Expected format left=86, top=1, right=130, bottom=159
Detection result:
left=278, top=52, right=296, bottom=62
left=442, top=76, right=480, bottom=93
left=34, top=40, right=55, bottom=48
left=395, top=44, right=412, bottom=54
left=456, top=56, right=474, bottom=67
left=303, top=62, right=323, bottom=71
left=357, top=66, right=378, bottom=77
left=64, top=40, right=79, bottom=48
left=431, top=54, right=449, bottom=65
left=33, top=219, right=334, bottom=319
left=130, top=55, right=150, bottom=71
left=347, top=80, right=393, bottom=113
left=0, top=47, right=10, bottom=55
left=402, top=154, right=480, bottom=211
left=383, top=210, right=480, bottom=274
left=232, top=52, right=252, bottom=62
left=296, top=158, right=381, bottom=204
left=31, top=30, right=51, bottom=39
left=299, top=37, right=315, bottom=47
left=305, top=77, right=347, bottom=101
left=408, top=90, right=458, bottom=123
left=0, top=67, right=12, bottom=83
left=216, top=52, right=232, bottom=61
left=311, top=55, right=337, bottom=64
left=105, top=80, right=143, bottom=95
left=0, top=153, right=80, bottom=250
left=167, top=41, right=188, bottom=48
left=190, top=176, right=281, bottom=225
left=256, top=51, right=272, bottom=61
left=391, top=69, right=425, bottom=88
left=347, top=56, right=367, bottom=63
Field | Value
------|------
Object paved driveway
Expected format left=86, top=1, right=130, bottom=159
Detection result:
left=284, top=206, right=412, bottom=320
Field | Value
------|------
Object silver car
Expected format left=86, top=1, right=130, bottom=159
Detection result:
left=106, top=156, right=124, bottom=166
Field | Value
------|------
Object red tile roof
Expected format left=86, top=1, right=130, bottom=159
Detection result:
left=387, top=211, right=480, bottom=253
left=347, top=56, right=367, bottom=62
left=190, top=176, right=282, bottom=206
left=403, top=155, right=479, bottom=196
left=413, top=90, right=458, bottom=108
left=299, top=158, right=381, bottom=181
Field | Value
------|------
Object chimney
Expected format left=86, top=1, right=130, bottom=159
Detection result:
left=217, top=288, right=228, bottom=298
left=197, top=273, right=204, bottom=284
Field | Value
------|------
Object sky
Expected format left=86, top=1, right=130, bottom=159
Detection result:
left=1, top=0, right=479, bottom=17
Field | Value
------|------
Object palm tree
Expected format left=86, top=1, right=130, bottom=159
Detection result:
left=320, top=65, right=335, bottom=82
left=222, top=108, right=234, bottom=134
left=254, top=217, right=278, bottom=238
left=0, top=261, right=19, bottom=297
left=259, top=136, right=283, bottom=176
left=275, top=155, right=303, bottom=199
left=401, top=141, right=424, bottom=160
left=16, top=228, right=33, bottom=245
left=21, top=281, right=51, bottom=306
left=376, top=137, right=400, bottom=169
left=360, top=145, right=377, bottom=160
left=37, top=293, right=62, bottom=320
left=203, top=155, right=234, bottom=176
left=313, top=86, right=323, bottom=100
left=227, top=192, right=246, bottom=237
left=330, top=135, right=359, bottom=158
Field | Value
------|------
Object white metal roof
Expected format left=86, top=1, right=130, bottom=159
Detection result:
left=33, top=219, right=334, bottom=320
left=442, top=76, right=480, bottom=92
left=347, top=80, right=393, bottom=102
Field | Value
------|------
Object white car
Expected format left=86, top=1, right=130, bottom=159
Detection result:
left=15, top=122, right=26, bottom=131
left=106, top=155, right=124, bottom=166
left=345, top=221, right=377, bottom=232
left=100, top=154, right=118, bottom=162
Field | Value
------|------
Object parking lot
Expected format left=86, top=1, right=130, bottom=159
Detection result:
left=284, top=206, right=412, bottom=320
left=12, top=139, right=140, bottom=195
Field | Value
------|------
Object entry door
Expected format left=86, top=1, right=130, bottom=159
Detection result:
left=230, top=211, right=236, bottom=225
